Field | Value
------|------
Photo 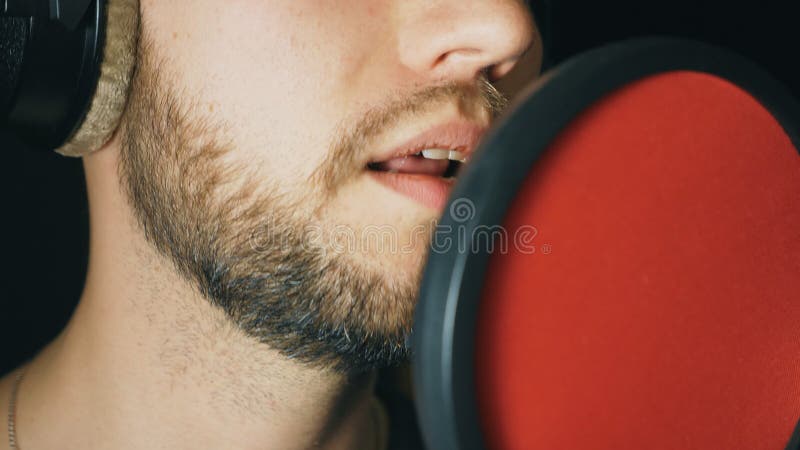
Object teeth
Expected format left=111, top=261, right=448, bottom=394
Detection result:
left=448, top=150, right=467, bottom=162
left=420, top=148, right=468, bottom=162
left=421, top=149, right=450, bottom=160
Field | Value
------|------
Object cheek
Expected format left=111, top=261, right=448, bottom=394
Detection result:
left=140, top=0, right=386, bottom=195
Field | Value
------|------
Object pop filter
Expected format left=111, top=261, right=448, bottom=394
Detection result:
left=413, top=37, right=800, bottom=450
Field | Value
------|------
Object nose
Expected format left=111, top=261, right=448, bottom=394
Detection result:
left=396, top=0, right=538, bottom=83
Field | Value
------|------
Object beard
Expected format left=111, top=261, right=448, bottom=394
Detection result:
left=118, top=33, right=505, bottom=374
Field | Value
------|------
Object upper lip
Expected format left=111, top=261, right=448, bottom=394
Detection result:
left=370, top=120, right=489, bottom=163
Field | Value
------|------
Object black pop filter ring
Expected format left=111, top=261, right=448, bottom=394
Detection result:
left=411, top=37, right=800, bottom=450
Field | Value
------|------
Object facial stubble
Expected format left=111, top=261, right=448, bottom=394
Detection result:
left=118, top=35, right=504, bottom=374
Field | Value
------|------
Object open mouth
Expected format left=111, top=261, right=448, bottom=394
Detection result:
left=366, top=148, right=467, bottom=180
left=365, top=121, right=486, bottom=211
left=366, top=148, right=471, bottom=211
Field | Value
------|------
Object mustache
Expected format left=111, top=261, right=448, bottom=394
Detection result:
left=315, top=75, right=507, bottom=193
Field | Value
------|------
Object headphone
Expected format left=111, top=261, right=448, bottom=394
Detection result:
left=0, top=0, right=139, bottom=156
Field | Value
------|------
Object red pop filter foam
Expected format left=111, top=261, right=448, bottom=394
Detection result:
left=476, top=70, right=800, bottom=449
left=412, top=38, right=800, bottom=450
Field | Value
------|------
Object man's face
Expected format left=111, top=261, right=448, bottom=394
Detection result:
left=119, top=0, right=538, bottom=372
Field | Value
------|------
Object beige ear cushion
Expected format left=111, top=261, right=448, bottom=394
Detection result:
left=55, top=0, right=140, bottom=157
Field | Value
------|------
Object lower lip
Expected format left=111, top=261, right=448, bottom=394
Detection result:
left=368, top=171, right=455, bottom=211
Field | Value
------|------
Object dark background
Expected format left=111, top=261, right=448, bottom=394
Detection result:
left=2, top=0, right=799, bottom=374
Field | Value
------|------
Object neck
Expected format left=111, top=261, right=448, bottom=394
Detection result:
left=3, top=145, right=380, bottom=450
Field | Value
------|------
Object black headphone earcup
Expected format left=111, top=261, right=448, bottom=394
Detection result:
left=0, top=18, right=27, bottom=120
left=56, top=0, right=139, bottom=157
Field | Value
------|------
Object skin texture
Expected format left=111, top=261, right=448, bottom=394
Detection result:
left=1, top=1, right=540, bottom=449
left=118, top=33, right=509, bottom=373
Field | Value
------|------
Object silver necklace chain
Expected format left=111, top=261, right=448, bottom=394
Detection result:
left=7, top=369, right=25, bottom=450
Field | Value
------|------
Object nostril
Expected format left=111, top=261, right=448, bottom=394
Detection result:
left=479, top=66, right=496, bottom=83
left=490, top=59, right=522, bottom=81
left=487, top=39, right=539, bottom=82
left=434, top=47, right=484, bottom=73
